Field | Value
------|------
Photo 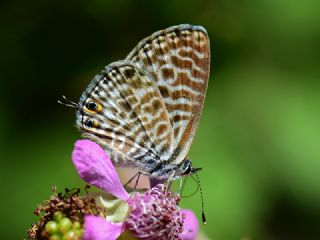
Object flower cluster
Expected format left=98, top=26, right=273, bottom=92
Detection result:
left=27, top=187, right=105, bottom=239
left=28, top=139, right=199, bottom=240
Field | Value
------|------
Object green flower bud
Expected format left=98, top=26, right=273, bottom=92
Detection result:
left=49, top=233, right=61, bottom=240
left=53, top=212, right=64, bottom=222
left=45, top=221, right=59, bottom=234
left=62, top=230, right=76, bottom=240
left=73, top=221, right=81, bottom=230
left=75, top=229, right=84, bottom=238
left=58, top=218, right=72, bottom=233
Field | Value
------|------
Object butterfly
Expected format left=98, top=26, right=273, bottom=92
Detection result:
left=75, top=24, right=210, bottom=181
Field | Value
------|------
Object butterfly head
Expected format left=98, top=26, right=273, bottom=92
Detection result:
left=177, top=159, right=202, bottom=176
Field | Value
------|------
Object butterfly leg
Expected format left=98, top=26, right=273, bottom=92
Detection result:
left=165, top=176, right=183, bottom=195
left=133, top=172, right=141, bottom=190
left=178, top=176, right=183, bottom=195
left=166, top=181, right=173, bottom=191
left=165, top=171, right=177, bottom=192
left=124, top=171, right=141, bottom=189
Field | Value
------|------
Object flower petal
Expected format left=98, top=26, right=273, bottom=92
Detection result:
left=72, top=139, right=130, bottom=201
left=84, top=215, right=124, bottom=240
left=179, top=209, right=199, bottom=240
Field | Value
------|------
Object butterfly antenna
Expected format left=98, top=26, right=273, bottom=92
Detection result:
left=194, top=171, right=207, bottom=224
left=58, top=95, right=79, bottom=108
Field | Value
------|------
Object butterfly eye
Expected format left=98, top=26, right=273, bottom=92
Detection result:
left=84, top=119, right=94, bottom=128
left=180, top=159, right=192, bottom=175
left=86, top=101, right=97, bottom=111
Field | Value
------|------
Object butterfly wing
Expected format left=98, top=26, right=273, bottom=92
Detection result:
left=126, top=24, right=210, bottom=164
left=76, top=61, right=174, bottom=171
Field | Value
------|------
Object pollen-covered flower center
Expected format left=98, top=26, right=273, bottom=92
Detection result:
left=125, top=184, right=185, bottom=240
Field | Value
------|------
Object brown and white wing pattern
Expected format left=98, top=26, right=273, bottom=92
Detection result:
left=126, top=24, right=210, bottom=164
left=76, top=61, right=174, bottom=171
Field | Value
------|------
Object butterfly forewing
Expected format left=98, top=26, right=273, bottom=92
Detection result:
left=126, top=24, right=210, bottom=164
left=76, top=62, right=174, bottom=170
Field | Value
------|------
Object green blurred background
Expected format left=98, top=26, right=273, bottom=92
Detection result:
left=1, top=0, right=320, bottom=239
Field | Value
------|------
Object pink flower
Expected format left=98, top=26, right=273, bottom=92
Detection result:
left=72, top=139, right=199, bottom=240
